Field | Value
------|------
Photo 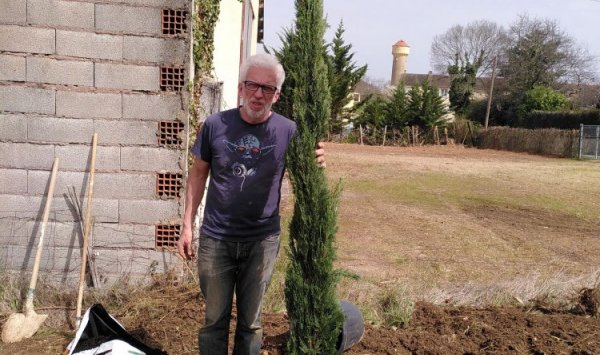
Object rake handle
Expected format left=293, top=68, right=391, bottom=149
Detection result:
left=76, top=133, right=98, bottom=324
left=25, top=157, right=60, bottom=313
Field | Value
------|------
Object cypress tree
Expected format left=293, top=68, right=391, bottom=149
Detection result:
left=283, top=0, right=344, bottom=353
left=328, top=21, right=368, bottom=134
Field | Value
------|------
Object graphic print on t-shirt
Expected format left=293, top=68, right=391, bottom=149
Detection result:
left=223, top=134, right=275, bottom=191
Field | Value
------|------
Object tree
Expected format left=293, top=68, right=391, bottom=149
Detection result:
left=447, top=54, right=480, bottom=114
left=519, top=85, right=569, bottom=114
left=385, top=84, right=409, bottom=129
left=499, top=14, right=596, bottom=120
left=283, top=0, right=344, bottom=353
left=270, top=27, right=297, bottom=119
left=406, top=81, right=447, bottom=129
left=430, top=20, right=507, bottom=76
left=327, top=21, right=368, bottom=133
left=355, top=95, right=387, bottom=129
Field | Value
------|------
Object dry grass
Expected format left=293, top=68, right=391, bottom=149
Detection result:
left=275, top=143, right=600, bottom=310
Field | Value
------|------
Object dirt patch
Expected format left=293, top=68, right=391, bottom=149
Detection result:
left=1, top=285, right=599, bottom=354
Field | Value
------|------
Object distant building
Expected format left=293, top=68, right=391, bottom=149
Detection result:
left=351, top=39, right=491, bottom=120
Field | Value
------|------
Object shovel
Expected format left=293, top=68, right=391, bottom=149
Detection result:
left=1, top=157, right=60, bottom=343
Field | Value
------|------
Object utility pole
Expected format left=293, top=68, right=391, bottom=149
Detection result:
left=484, top=55, right=498, bottom=130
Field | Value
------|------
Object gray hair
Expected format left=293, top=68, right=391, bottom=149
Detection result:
left=239, top=53, right=286, bottom=90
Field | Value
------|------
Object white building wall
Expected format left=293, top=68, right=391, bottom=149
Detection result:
left=212, top=0, right=260, bottom=110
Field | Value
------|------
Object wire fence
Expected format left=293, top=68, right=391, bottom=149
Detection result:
left=579, top=124, right=600, bottom=160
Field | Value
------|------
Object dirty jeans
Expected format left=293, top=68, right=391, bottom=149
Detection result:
left=197, top=233, right=280, bottom=355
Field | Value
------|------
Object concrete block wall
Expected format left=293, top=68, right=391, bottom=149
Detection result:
left=0, top=0, right=191, bottom=286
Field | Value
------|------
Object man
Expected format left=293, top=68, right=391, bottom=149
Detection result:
left=177, top=53, right=325, bottom=355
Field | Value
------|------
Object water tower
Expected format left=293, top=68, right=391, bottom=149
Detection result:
left=391, top=40, right=410, bottom=86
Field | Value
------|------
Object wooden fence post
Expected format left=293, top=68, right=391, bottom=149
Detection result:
left=359, top=124, right=364, bottom=145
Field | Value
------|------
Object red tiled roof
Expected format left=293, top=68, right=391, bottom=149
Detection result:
left=393, top=40, right=409, bottom=47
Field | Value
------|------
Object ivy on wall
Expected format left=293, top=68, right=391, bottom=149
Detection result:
left=189, top=0, right=221, bottom=165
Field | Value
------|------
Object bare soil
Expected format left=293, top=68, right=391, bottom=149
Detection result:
left=1, top=284, right=599, bottom=354
left=2, top=144, right=600, bottom=354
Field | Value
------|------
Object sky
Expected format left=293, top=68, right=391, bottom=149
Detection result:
left=261, top=0, right=600, bottom=85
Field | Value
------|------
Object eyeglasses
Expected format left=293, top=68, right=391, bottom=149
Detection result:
left=243, top=81, right=278, bottom=95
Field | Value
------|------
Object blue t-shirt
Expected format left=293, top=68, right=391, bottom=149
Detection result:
left=191, top=108, right=297, bottom=241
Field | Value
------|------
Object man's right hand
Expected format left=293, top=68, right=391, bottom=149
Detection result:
left=177, top=228, right=195, bottom=260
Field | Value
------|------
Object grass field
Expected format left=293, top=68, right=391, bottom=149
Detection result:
left=269, top=143, right=600, bottom=316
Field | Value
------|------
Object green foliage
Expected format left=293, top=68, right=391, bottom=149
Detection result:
left=355, top=95, right=387, bottom=129
left=283, top=0, right=344, bottom=353
left=189, top=0, right=220, bottom=167
left=327, top=21, right=368, bottom=133
left=519, top=85, right=569, bottom=114
left=377, top=286, right=414, bottom=327
left=385, top=85, right=410, bottom=129
left=448, top=53, right=481, bottom=114
left=496, top=15, right=593, bottom=123
left=356, top=82, right=447, bottom=131
left=406, top=81, right=448, bottom=129
left=192, top=0, right=220, bottom=77
left=464, top=98, right=491, bottom=124
left=270, top=27, right=303, bottom=121
left=519, top=109, right=600, bottom=129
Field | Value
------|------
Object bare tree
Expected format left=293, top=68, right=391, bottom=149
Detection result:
left=502, top=14, right=597, bottom=94
left=430, top=20, right=508, bottom=76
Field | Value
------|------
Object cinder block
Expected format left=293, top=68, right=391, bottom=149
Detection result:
left=95, top=63, right=159, bottom=91
left=0, top=194, right=44, bottom=215
left=94, top=173, right=156, bottom=199
left=49, top=196, right=119, bottom=223
left=0, top=113, right=27, bottom=141
left=55, top=144, right=121, bottom=171
left=56, top=91, right=121, bottom=119
left=0, top=0, right=26, bottom=23
left=0, top=25, right=55, bottom=54
left=94, top=120, right=157, bottom=146
left=28, top=116, right=94, bottom=143
left=99, top=0, right=188, bottom=8
left=56, top=30, right=122, bottom=60
left=0, top=86, right=55, bottom=115
left=37, top=245, right=81, bottom=273
left=36, top=221, right=80, bottom=248
left=27, top=57, right=93, bottom=86
left=95, top=4, right=161, bottom=35
left=0, top=213, right=28, bottom=239
left=3, top=221, right=80, bottom=251
left=0, top=169, right=27, bottom=194
left=0, top=54, right=26, bottom=81
left=123, top=93, right=183, bottom=121
left=94, top=247, right=181, bottom=276
left=0, top=143, right=55, bottom=169
left=93, top=223, right=155, bottom=249
left=119, top=199, right=179, bottom=224
left=123, top=36, right=186, bottom=65
left=28, top=170, right=84, bottom=197
left=27, top=0, right=94, bottom=29
left=0, top=245, right=28, bottom=270
left=120, top=146, right=181, bottom=172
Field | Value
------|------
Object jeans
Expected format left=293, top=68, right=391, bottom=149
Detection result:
left=197, top=233, right=280, bottom=355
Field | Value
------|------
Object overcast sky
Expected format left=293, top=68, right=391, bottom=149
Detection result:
left=262, top=0, right=600, bottom=84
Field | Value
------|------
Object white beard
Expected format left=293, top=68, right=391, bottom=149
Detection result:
left=242, top=101, right=272, bottom=121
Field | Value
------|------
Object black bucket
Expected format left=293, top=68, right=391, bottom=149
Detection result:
left=337, top=300, right=365, bottom=353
